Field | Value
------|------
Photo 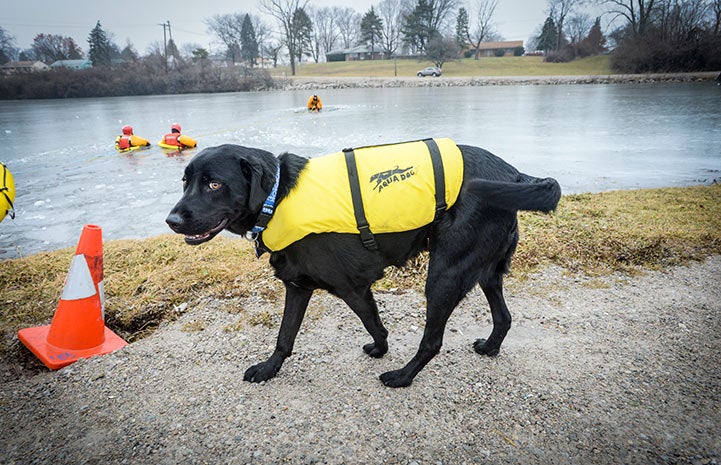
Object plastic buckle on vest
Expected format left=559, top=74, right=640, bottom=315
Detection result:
left=358, top=225, right=378, bottom=251
left=434, top=204, right=446, bottom=222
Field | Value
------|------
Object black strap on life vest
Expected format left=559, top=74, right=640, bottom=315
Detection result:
left=1, top=164, right=15, bottom=220
left=423, top=138, right=446, bottom=222
left=342, top=139, right=448, bottom=251
left=343, top=148, right=378, bottom=251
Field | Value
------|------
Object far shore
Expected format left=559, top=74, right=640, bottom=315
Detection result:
left=277, top=71, right=720, bottom=90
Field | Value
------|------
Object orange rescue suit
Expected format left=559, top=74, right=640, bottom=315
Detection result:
left=163, top=133, right=197, bottom=148
left=307, top=96, right=323, bottom=112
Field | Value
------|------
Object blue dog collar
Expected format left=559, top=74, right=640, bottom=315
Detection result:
left=248, top=163, right=281, bottom=239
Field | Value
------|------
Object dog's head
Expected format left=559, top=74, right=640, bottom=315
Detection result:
left=166, top=144, right=277, bottom=245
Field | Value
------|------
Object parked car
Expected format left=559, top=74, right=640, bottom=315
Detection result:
left=417, top=66, right=442, bottom=77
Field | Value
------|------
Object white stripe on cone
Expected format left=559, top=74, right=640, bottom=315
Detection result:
left=98, top=280, right=105, bottom=320
left=60, top=254, right=98, bottom=301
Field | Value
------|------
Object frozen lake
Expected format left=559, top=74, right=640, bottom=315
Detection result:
left=1, top=82, right=720, bottom=258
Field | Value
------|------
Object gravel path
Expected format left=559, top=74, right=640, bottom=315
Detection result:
left=2, top=257, right=720, bottom=464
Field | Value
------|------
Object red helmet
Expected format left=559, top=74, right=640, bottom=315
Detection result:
left=171, top=123, right=182, bottom=133
left=122, top=125, right=133, bottom=135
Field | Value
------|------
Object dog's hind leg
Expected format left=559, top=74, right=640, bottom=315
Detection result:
left=244, top=285, right=313, bottom=383
left=473, top=272, right=511, bottom=356
left=379, top=255, right=475, bottom=387
left=341, top=286, right=388, bottom=358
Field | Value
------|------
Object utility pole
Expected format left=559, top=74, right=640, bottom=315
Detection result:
left=159, top=21, right=168, bottom=71
left=166, top=20, right=173, bottom=69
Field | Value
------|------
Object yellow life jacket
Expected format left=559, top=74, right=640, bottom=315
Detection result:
left=261, top=138, right=464, bottom=251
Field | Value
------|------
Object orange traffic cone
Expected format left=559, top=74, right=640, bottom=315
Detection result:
left=18, top=225, right=127, bottom=370
left=74, top=224, right=105, bottom=316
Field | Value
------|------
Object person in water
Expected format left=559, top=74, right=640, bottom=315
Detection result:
left=115, top=125, right=150, bottom=151
left=162, top=123, right=197, bottom=149
left=307, top=94, right=323, bottom=112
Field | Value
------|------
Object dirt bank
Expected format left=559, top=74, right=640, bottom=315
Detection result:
left=2, top=256, right=720, bottom=464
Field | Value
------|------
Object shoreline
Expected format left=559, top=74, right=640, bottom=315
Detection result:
left=276, top=71, right=720, bottom=90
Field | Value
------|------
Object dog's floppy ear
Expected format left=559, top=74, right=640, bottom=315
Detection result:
left=240, top=156, right=270, bottom=212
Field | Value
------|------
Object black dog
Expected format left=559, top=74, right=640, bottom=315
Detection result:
left=166, top=142, right=560, bottom=387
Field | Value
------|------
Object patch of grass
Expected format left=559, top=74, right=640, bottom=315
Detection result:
left=274, top=55, right=612, bottom=78
left=181, top=320, right=205, bottom=332
left=2, top=185, right=719, bottom=358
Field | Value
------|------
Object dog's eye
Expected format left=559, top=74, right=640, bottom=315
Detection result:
left=209, top=181, right=221, bottom=190
left=182, top=176, right=187, bottom=187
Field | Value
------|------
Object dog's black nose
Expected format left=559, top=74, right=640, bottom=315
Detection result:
left=165, top=213, right=184, bottom=231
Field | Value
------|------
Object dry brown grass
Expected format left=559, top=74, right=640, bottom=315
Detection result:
left=2, top=184, right=720, bottom=355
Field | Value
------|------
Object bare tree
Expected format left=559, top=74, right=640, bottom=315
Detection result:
left=264, top=40, right=284, bottom=67
left=251, top=16, right=271, bottom=67
left=378, top=0, right=407, bottom=57
left=658, top=0, right=710, bottom=41
left=336, top=6, right=362, bottom=48
left=565, top=13, right=594, bottom=45
left=308, top=6, right=340, bottom=62
left=32, top=33, right=84, bottom=63
left=430, top=0, right=462, bottom=34
left=463, top=0, right=499, bottom=59
left=206, top=13, right=246, bottom=63
left=712, top=0, right=721, bottom=34
left=0, top=26, right=19, bottom=64
left=547, top=0, right=581, bottom=49
left=260, top=0, right=309, bottom=75
left=598, top=0, right=658, bottom=37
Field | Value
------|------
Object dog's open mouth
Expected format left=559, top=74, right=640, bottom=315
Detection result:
left=184, top=218, right=229, bottom=245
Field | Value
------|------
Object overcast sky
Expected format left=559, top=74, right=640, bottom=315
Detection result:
left=4, top=0, right=549, bottom=55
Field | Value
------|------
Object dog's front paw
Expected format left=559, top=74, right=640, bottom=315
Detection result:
left=473, top=338, right=500, bottom=356
left=379, top=369, right=414, bottom=388
left=363, top=341, right=387, bottom=358
left=244, top=361, right=280, bottom=383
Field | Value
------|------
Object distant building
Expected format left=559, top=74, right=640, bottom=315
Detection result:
left=475, top=40, right=524, bottom=57
left=50, top=59, right=92, bottom=70
left=326, top=45, right=386, bottom=62
left=1, top=61, right=50, bottom=74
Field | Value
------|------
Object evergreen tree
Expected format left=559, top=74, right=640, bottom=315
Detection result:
left=120, top=41, right=138, bottom=62
left=360, top=6, right=384, bottom=56
left=292, top=8, right=312, bottom=64
left=578, top=17, right=606, bottom=56
left=455, top=7, right=469, bottom=48
left=401, top=0, right=437, bottom=53
left=87, top=21, right=112, bottom=66
left=536, top=16, right=558, bottom=53
left=192, top=48, right=209, bottom=60
left=240, top=14, right=259, bottom=66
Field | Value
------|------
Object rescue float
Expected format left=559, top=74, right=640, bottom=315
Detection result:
left=116, top=144, right=149, bottom=154
left=158, top=141, right=194, bottom=150
left=1, top=162, right=16, bottom=223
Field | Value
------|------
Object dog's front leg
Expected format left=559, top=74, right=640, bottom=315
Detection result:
left=243, top=284, right=312, bottom=383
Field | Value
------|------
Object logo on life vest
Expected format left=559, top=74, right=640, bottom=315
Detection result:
left=370, top=165, right=415, bottom=192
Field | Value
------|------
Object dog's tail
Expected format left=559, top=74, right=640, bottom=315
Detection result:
left=467, top=174, right=561, bottom=213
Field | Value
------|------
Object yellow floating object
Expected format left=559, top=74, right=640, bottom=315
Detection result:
left=115, top=145, right=147, bottom=153
left=1, top=162, right=16, bottom=223
left=158, top=141, right=184, bottom=150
